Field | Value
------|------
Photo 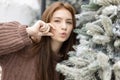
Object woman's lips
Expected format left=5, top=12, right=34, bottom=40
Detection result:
left=60, top=32, right=67, bottom=38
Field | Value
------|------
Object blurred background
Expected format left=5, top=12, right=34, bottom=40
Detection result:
left=0, top=0, right=89, bottom=26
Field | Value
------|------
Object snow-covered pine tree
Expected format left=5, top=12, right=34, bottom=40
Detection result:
left=56, top=0, right=120, bottom=80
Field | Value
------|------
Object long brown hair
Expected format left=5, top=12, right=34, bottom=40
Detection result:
left=33, top=2, right=76, bottom=80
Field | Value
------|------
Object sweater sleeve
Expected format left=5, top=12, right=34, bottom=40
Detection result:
left=0, top=21, right=32, bottom=56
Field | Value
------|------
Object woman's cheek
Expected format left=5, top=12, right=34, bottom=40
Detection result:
left=51, top=29, right=56, bottom=35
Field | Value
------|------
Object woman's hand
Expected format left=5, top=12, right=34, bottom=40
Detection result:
left=26, top=20, right=55, bottom=43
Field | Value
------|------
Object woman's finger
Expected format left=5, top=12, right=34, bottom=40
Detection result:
left=40, top=23, right=49, bottom=32
left=48, top=23, right=56, bottom=30
left=35, top=20, right=46, bottom=29
left=42, top=25, right=50, bottom=33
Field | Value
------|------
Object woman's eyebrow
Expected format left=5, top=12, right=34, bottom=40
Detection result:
left=53, top=17, right=72, bottom=20
left=67, top=19, right=72, bottom=20
left=53, top=17, right=62, bottom=19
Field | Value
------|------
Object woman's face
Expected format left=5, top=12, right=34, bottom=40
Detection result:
left=50, top=8, right=73, bottom=43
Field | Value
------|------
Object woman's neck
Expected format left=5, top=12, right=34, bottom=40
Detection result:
left=51, top=40, right=63, bottom=54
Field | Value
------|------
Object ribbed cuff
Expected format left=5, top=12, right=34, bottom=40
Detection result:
left=18, top=25, right=32, bottom=46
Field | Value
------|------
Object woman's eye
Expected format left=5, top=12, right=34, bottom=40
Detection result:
left=67, top=22, right=72, bottom=24
left=54, top=20, right=60, bottom=23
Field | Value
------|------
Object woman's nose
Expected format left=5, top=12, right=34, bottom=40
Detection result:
left=61, top=22, right=67, bottom=31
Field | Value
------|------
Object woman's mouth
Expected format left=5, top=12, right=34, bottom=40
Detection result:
left=60, top=32, right=67, bottom=38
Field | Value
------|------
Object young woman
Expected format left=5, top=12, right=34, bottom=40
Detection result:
left=0, top=1, right=76, bottom=80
